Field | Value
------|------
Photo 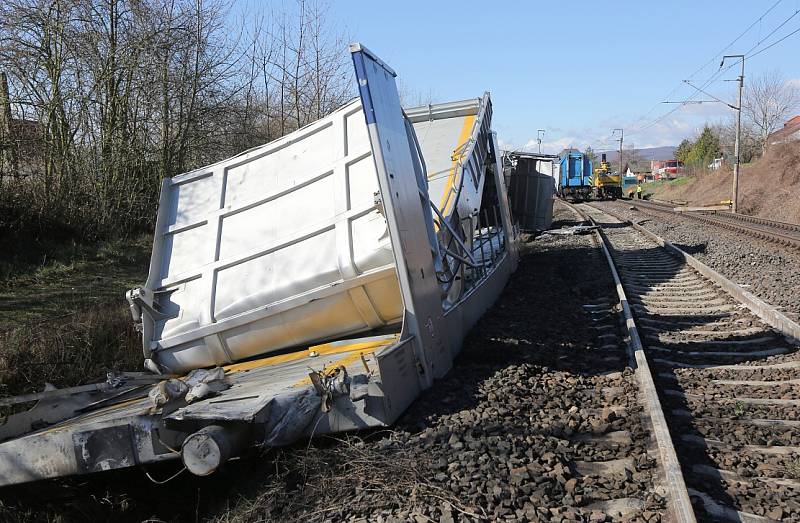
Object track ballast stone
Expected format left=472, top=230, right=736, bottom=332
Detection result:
left=208, top=205, right=665, bottom=522
left=0, top=205, right=665, bottom=522
left=596, top=200, right=800, bottom=322
left=580, top=202, right=800, bottom=522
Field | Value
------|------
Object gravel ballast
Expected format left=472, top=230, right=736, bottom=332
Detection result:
left=596, top=200, right=800, bottom=321
left=0, top=205, right=666, bottom=522
left=584, top=202, right=800, bottom=522
left=198, top=205, right=665, bottom=522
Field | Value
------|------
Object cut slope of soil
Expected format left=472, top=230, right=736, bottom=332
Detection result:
left=646, top=142, right=800, bottom=224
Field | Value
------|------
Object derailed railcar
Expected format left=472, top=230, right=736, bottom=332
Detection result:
left=0, top=44, right=518, bottom=486
left=505, top=151, right=556, bottom=232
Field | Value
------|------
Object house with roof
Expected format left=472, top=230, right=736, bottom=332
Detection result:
left=1, top=72, right=44, bottom=178
left=767, top=115, right=800, bottom=146
left=623, top=160, right=654, bottom=181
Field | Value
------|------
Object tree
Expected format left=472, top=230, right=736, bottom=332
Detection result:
left=622, top=144, right=640, bottom=166
left=398, top=79, right=437, bottom=107
left=675, top=139, right=692, bottom=164
left=743, top=70, right=800, bottom=153
left=0, top=0, right=354, bottom=240
left=0, top=71, right=17, bottom=179
left=685, top=126, right=720, bottom=167
left=713, top=118, right=759, bottom=164
left=242, top=0, right=353, bottom=139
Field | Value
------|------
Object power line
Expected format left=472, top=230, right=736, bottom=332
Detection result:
left=742, top=7, right=799, bottom=55
left=683, top=8, right=799, bottom=99
left=628, top=23, right=799, bottom=136
left=628, top=0, right=784, bottom=130
left=747, top=22, right=800, bottom=58
left=687, top=0, right=784, bottom=82
left=628, top=4, right=800, bottom=137
left=705, top=6, right=800, bottom=84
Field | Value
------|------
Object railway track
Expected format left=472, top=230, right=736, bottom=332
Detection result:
left=0, top=204, right=671, bottom=522
left=565, top=201, right=800, bottom=522
left=629, top=199, right=800, bottom=250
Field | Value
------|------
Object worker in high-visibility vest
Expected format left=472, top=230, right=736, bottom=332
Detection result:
left=636, top=183, right=643, bottom=199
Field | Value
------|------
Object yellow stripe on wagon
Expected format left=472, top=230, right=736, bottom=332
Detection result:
left=434, top=114, right=477, bottom=223
left=224, top=334, right=399, bottom=375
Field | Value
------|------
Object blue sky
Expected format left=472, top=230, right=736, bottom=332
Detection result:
left=246, top=1, right=800, bottom=153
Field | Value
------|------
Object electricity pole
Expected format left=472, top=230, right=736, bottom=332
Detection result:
left=721, top=55, right=744, bottom=213
left=613, top=128, right=624, bottom=175
left=537, top=129, right=545, bottom=154
left=674, top=56, right=745, bottom=212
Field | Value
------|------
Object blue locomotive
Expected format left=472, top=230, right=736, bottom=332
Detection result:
left=558, top=151, right=593, bottom=201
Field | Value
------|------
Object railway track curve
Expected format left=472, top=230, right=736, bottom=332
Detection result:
left=562, top=201, right=800, bottom=522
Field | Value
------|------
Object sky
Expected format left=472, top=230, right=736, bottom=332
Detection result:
left=245, top=0, right=800, bottom=154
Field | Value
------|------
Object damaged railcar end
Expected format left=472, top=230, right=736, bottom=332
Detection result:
left=0, top=44, right=518, bottom=486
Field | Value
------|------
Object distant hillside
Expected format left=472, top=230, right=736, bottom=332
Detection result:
left=600, top=146, right=676, bottom=163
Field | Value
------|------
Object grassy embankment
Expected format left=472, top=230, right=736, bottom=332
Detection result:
left=0, top=236, right=150, bottom=398
left=642, top=176, right=693, bottom=200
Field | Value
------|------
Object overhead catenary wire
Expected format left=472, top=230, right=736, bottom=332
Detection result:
left=627, top=3, right=800, bottom=138
left=747, top=23, right=800, bottom=59
left=691, top=5, right=798, bottom=91
left=627, top=0, right=785, bottom=132
left=698, top=6, right=800, bottom=91
left=627, top=18, right=799, bottom=137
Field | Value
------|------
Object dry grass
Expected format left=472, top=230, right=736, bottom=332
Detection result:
left=0, top=234, right=150, bottom=397
left=646, top=142, right=800, bottom=223
left=0, top=235, right=151, bottom=325
left=207, top=434, right=484, bottom=523
left=0, top=304, right=142, bottom=398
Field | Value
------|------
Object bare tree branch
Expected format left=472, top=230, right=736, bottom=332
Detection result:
left=743, top=70, right=800, bottom=153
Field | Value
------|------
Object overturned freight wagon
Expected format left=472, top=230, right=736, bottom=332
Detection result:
left=0, top=44, right=518, bottom=485
left=505, top=151, right=556, bottom=232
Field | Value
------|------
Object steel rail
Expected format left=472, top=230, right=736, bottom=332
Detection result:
left=598, top=203, right=800, bottom=343
left=629, top=199, right=800, bottom=250
left=727, top=212, right=800, bottom=233
left=562, top=201, right=697, bottom=523
left=578, top=201, right=800, bottom=521
left=643, top=197, right=800, bottom=233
